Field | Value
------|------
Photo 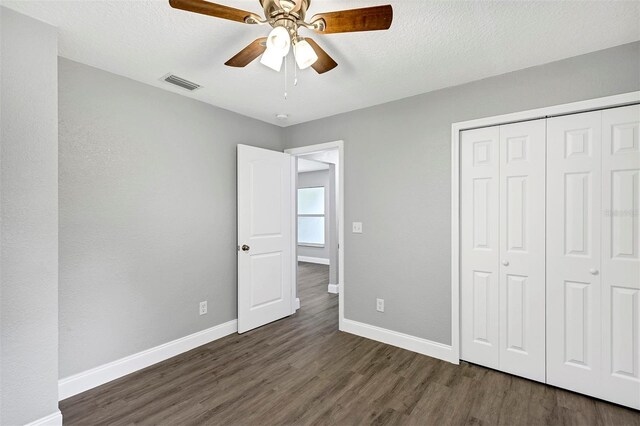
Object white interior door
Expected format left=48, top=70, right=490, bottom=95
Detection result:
left=461, top=126, right=500, bottom=369
left=498, top=120, right=546, bottom=382
left=237, top=144, right=293, bottom=334
left=547, top=111, right=603, bottom=398
left=600, top=104, right=640, bottom=409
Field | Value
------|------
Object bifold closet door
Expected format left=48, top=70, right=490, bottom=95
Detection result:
left=547, top=104, right=639, bottom=409
left=547, top=110, right=603, bottom=397
left=601, top=105, right=639, bottom=409
left=461, top=126, right=500, bottom=369
left=461, top=120, right=546, bottom=381
left=498, top=120, right=546, bottom=382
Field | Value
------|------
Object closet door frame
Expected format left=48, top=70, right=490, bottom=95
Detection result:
left=451, top=91, right=640, bottom=363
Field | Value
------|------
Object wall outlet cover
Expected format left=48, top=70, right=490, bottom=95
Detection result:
left=376, top=298, right=384, bottom=312
left=352, top=222, right=363, bottom=233
left=199, top=301, right=207, bottom=315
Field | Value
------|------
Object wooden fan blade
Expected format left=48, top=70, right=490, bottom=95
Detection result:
left=310, top=5, right=392, bottom=34
left=169, top=0, right=260, bottom=24
left=306, top=39, right=337, bottom=74
left=225, top=38, right=267, bottom=67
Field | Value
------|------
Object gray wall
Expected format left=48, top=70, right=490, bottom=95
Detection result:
left=283, top=41, right=640, bottom=345
left=58, top=58, right=284, bottom=377
left=1, top=8, right=59, bottom=425
left=297, top=169, right=331, bottom=260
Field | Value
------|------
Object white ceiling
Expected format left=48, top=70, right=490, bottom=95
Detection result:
left=297, top=158, right=330, bottom=172
left=299, top=149, right=338, bottom=165
left=4, top=0, right=639, bottom=126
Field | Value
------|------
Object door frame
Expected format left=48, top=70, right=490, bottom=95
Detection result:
left=450, top=91, right=640, bottom=362
left=285, top=141, right=345, bottom=330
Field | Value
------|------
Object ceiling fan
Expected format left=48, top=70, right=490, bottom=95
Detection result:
left=168, top=0, right=393, bottom=74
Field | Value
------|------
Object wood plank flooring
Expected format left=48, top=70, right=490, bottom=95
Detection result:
left=61, top=262, right=640, bottom=425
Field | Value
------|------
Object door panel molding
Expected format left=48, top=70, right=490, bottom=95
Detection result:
left=461, top=126, right=500, bottom=369
left=547, top=111, right=603, bottom=395
left=601, top=104, right=640, bottom=408
left=500, top=119, right=546, bottom=382
left=238, top=144, right=293, bottom=334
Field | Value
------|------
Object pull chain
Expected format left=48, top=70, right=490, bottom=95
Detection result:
left=284, top=53, right=288, bottom=100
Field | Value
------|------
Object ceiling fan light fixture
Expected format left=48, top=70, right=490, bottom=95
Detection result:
left=265, top=26, right=291, bottom=57
left=293, top=39, right=318, bottom=70
left=170, top=0, right=394, bottom=75
left=260, top=47, right=284, bottom=71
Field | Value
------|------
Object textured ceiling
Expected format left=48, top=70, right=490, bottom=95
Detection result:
left=4, top=0, right=639, bottom=126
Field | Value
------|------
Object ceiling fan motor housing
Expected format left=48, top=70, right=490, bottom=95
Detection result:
left=260, top=0, right=311, bottom=33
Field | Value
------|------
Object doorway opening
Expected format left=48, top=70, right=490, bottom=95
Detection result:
left=285, top=141, right=344, bottom=330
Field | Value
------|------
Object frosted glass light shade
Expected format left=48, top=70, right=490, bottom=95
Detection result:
left=260, top=48, right=283, bottom=72
left=266, top=26, right=291, bottom=57
left=294, top=40, right=318, bottom=70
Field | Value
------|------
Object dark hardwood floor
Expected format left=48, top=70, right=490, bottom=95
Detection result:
left=61, top=262, right=639, bottom=425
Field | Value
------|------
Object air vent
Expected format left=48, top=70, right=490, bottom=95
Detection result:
left=161, top=74, right=201, bottom=91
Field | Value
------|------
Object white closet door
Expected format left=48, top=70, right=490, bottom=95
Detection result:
left=601, top=104, right=640, bottom=409
left=547, top=111, right=603, bottom=397
left=498, top=120, right=546, bottom=382
left=461, top=126, right=500, bottom=369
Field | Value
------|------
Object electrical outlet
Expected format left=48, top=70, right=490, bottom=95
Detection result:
left=376, top=298, right=384, bottom=312
left=199, top=301, right=207, bottom=315
left=352, top=222, right=363, bottom=233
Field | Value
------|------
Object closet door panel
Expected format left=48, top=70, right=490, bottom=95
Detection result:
left=461, top=127, right=500, bottom=369
left=498, top=120, right=546, bottom=382
left=601, top=104, right=640, bottom=409
left=546, top=111, right=602, bottom=396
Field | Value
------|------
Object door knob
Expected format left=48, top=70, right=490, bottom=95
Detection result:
left=589, top=268, right=599, bottom=275
left=502, top=260, right=509, bottom=266
left=241, top=244, right=250, bottom=252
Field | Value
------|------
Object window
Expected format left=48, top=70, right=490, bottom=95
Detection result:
left=297, top=187, right=325, bottom=246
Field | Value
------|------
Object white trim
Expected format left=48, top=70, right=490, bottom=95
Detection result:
left=342, top=319, right=457, bottom=364
left=328, top=283, right=339, bottom=294
left=451, top=118, right=461, bottom=364
left=24, top=410, right=63, bottom=426
left=58, top=319, right=238, bottom=400
left=297, top=256, right=330, bottom=265
left=289, top=155, right=298, bottom=315
left=297, top=243, right=325, bottom=248
left=450, top=91, right=640, bottom=363
left=452, top=91, right=640, bottom=133
left=286, top=140, right=345, bottom=330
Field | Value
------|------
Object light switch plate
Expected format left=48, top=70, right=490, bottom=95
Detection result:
left=352, top=222, right=363, bottom=233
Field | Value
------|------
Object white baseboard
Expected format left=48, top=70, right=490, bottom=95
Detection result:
left=297, top=256, right=330, bottom=265
left=328, top=283, right=339, bottom=294
left=341, top=319, right=458, bottom=364
left=58, top=319, right=238, bottom=400
left=25, top=410, right=63, bottom=426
